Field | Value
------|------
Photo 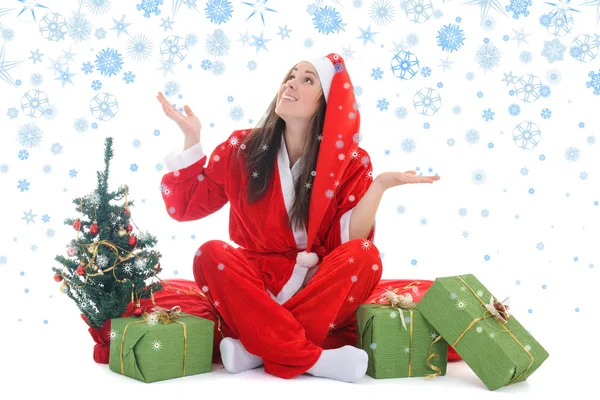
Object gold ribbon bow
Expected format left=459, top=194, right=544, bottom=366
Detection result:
left=384, top=290, right=416, bottom=331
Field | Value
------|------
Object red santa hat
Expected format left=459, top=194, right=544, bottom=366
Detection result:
left=295, top=53, right=361, bottom=268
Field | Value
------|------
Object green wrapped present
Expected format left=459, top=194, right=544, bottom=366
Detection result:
left=418, top=274, right=549, bottom=391
left=109, top=307, right=214, bottom=383
left=356, top=290, right=448, bottom=379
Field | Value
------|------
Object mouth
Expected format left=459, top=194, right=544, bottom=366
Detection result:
left=280, top=93, right=298, bottom=102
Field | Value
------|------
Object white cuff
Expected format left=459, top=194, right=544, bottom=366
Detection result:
left=268, top=264, right=308, bottom=305
left=163, top=141, right=206, bottom=173
left=340, top=208, right=354, bottom=244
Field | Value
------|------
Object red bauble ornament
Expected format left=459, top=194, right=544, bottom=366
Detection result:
left=126, top=224, right=133, bottom=232
left=123, top=208, right=130, bottom=215
left=90, top=221, right=99, bottom=235
left=53, top=273, right=63, bottom=282
left=133, top=307, right=143, bottom=317
left=76, top=265, right=85, bottom=275
left=73, top=219, right=81, bottom=231
left=128, top=235, right=137, bottom=246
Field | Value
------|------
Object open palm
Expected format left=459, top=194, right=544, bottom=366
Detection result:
left=156, top=91, right=201, bottom=139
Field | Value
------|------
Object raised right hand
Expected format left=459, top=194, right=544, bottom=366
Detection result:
left=156, top=91, right=202, bottom=140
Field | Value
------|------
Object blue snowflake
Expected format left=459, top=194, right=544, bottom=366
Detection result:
left=482, top=108, right=495, bottom=121
left=67, top=12, right=92, bottom=42
left=564, top=147, right=580, bottom=162
left=39, top=12, right=68, bottom=41
left=588, top=135, right=596, bottom=145
left=205, top=29, right=230, bottom=57
left=7, top=107, right=19, bottom=119
left=74, top=117, right=89, bottom=132
left=0, top=256, right=6, bottom=264
left=211, top=60, right=226, bottom=75
left=488, top=142, right=494, bottom=148
left=312, top=5, right=343, bottom=34
left=201, top=59, right=212, bottom=70
left=229, top=105, right=244, bottom=121
left=465, top=129, right=480, bottom=144
left=580, top=172, right=588, bottom=180
left=43, top=165, right=52, bottom=173
left=436, top=24, right=465, bottom=52
left=541, top=38, right=566, bottom=64
left=458, top=208, right=467, bottom=217
left=391, top=50, right=420, bottom=80
left=204, top=0, right=233, bottom=24
left=247, top=60, right=257, bottom=70
left=513, top=121, right=541, bottom=150
left=376, top=98, right=389, bottom=111
left=50, top=143, right=62, bottom=155
left=508, top=103, right=521, bottom=116
left=476, top=40, right=501, bottom=72
left=81, top=61, right=93, bottom=74
left=403, top=0, right=433, bottom=24
left=17, top=123, right=43, bottom=148
left=91, top=80, right=102, bottom=90
left=30, top=73, right=43, bottom=86
left=519, top=50, right=532, bottom=63
left=505, top=0, right=532, bottom=19
left=18, top=150, right=29, bottom=160
left=370, top=0, right=395, bottom=25
left=539, top=85, right=551, bottom=97
left=447, top=138, right=455, bottom=146
left=154, top=129, right=161, bottom=136
left=127, top=34, right=153, bottom=61
left=130, top=163, right=138, bottom=172
left=484, top=255, right=490, bottom=261
left=17, top=179, right=30, bottom=192
left=421, top=66, right=431, bottom=77
left=400, top=138, right=416, bottom=153
left=69, top=169, right=78, bottom=178
left=477, top=91, right=483, bottom=98
left=250, top=32, right=270, bottom=54
left=395, top=106, right=408, bottom=119
left=541, top=108, right=552, bottom=119
left=95, top=48, right=123, bottom=77
left=481, top=209, right=490, bottom=217
left=41, top=214, right=50, bottom=223
left=137, top=0, right=163, bottom=18
left=413, top=87, right=441, bottom=116
left=452, top=105, right=461, bottom=114
left=89, top=93, right=119, bottom=121
left=371, top=67, right=384, bottom=80
left=95, top=28, right=107, bottom=40
left=520, top=167, right=529, bottom=176
left=1, top=164, right=9, bottom=173
left=586, top=70, right=600, bottom=95
left=123, top=71, right=135, bottom=84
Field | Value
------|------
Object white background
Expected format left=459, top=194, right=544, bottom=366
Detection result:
left=1, top=0, right=598, bottom=397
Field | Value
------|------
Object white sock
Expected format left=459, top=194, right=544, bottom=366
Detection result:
left=220, top=338, right=264, bottom=374
left=306, top=345, right=369, bottom=383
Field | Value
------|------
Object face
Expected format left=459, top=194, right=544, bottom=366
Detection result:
left=275, top=61, right=323, bottom=121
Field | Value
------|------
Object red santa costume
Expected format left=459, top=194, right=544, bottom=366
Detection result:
left=155, top=53, right=460, bottom=379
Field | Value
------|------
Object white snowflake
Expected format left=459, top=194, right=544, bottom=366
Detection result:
left=123, top=264, right=133, bottom=275
left=476, top=326, right=483, bottom=333
left=202, top=285, right=209, bottom=292
left=134, top=258, right=146, bottom=269
left=217, top=263, right=224, bottom=271
left=370, top=343, right=377, bottom=350
left=213, top=300, right=220, bottom=307
left=347, top=296, right=355, bottom=303
left=351, top=275, right=358, bottom=283
left=477, top=289, right=484, bottom=297
left=195, top=249, right=202, bottom=257
left=347, top=256, right=355, bottom=264
left=430, top=332, right=438, bottom=339
left=328, top=322, right=336, bottom=330
left=489, top=332, right=496, bottom=339
left=96, top=254, right=109, bottom=268
left=228, top=136, right=240, bottom=147
left=152, top=339, right=162, bottom=351
left=197, top=173, right=205, bottom=182
left=524, top=344, right=531, bottom=352
left=147, top=314, right=159, bottom=326
left=371, top=264, right=379, bottom=271
left=455, top=299, right=467, bottom=310
left=460, top=286, right=467, bottom=292
left=509, top=367, right=516, bottom=375
left=109, top=329, right=119, bottom=341
left=360, top=239, right=373, bottom=250
left=389, top=311, right=397, bottom=318
left=404, top=346, right=410, bottom=353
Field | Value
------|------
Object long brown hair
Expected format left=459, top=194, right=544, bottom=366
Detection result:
left=236, top=65, right=327, bottom=232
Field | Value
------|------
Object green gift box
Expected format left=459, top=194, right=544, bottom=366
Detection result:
left=109, top=312, right=214, bottom=383
left=418, top=274, right=549, bottom=391
left=356, top=303, right=448, bottom=379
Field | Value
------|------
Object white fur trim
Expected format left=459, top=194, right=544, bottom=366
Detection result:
left=163, top=141, right=206, bottom=172
left=267, top=264, right=308, bottom=305
left=296, top=251, right=319, bottom=268
left=303, top=56, right=335, bottom=102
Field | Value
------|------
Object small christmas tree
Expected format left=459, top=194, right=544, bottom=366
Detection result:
left=52, top=137, right=162, bottom=329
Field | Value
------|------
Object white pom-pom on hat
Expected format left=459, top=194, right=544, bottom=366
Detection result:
left=296, top=250, right=319, bottom=269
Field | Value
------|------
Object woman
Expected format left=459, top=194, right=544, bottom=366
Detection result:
left=156, top=53, right=441, bottom=383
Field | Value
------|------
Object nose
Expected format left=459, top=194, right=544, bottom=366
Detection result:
left=286, top=80, right=296, bottom=91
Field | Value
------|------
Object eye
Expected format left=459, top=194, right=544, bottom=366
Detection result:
left=305, top=77, right=313, bottom=84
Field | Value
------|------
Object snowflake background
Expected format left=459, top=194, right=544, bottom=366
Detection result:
left=1, top=0, right=598, bottom=395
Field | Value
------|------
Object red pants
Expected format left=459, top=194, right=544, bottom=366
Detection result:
left=192, top=239, right=383, bottom=379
